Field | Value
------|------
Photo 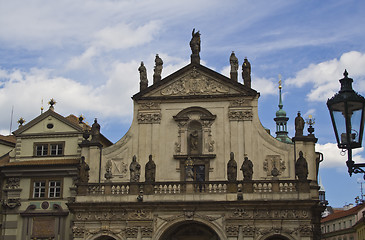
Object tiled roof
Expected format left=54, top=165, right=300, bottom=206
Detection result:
left=322, top=204, right=365, bottom=223
left=0, top=134, right=16, bottom=144
left=2, top=158, right=80, bottom=167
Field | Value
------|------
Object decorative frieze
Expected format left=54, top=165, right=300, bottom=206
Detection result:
left=230, top=208, right=310, bottom=220
left=230, top=99, right=249, bottom=107
left=226, top=225, right=239, bottom=237
left=228, top=110, right=253, bottom=121
left=127, top=209, right=151, bottom=220
left=139, top=102, right=160, bottom=110
left=137, top=112, right=161, bottom=124
left=75, top=210, right=126, bottom=221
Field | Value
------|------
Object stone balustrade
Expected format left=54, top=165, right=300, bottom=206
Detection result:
left=77, top=180, right=303, bottom=196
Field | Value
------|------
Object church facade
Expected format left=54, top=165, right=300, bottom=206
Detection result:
left=0, top=31, right=324, bottom=240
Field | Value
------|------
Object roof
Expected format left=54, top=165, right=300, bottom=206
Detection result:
left=322, top=204, right=365, bottom=223
left=0, top=134, right=16, bottom=147
left=13, top=108, right=83, bottom=136
left=132, top=63, right=259, bottom=101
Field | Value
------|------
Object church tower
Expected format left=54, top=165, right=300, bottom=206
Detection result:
left=274, top=75, right=292, bottom=143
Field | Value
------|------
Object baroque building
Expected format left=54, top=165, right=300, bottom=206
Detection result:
left=0, top=32, right=324, bottom=240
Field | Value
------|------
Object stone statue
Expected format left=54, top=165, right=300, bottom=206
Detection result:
left=185, top=157, right=194, bottom=181
left=230, top=52, right=239, bottom=82
left=78, top=156, right=90, bottom=184
left=227, top=152, right=237, bottom=181
left=90, top=118, right=100, bottom=143
left=190, top=28, right=201, bottom=64
left=138, top=61, right=148, bottom=91
left=241, top=156, right=253, bottom=180
left=130, top=155, right=141, bottom=182
left=189, top=130, right=199, bottom=154
left=145, top=155, right=156, bottom=182
left=295, top=151, right=308, bottom=181
left=153, top=54, right=163, bottom=83
left=242, top=57, right=251, bottom=88
left=104, top=160, right=113, bottom=181
left=295, top=112, right=305, bottom=136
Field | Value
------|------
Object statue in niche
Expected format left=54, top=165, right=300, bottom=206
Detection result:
left=153, top=54, right=163, bottom=83
left=130, top=155, right=141, bottom=182
left=295, top=151, right=308, bottom=181
left=190, top=28, right=201, bottom=63
left=145, top=155, right=156, bottom=182
left=227, top=152, right=237, bottom=181
left=242, top=57, right=251, bottom=88
left=138, top=61, right=148, bottom=91
left=189, top=130, right=199, bottom=154
left=241, top=156, right=253, bottom=180
left=295, top=112, right=305, bottom=136
left=230, top=51, right=239, bottom=81
left=104, top=160, right=113, bottom=181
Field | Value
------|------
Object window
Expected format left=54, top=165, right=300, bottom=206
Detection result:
left=31, top=179, right=62, bottom=199
left=34, top=142, right=64, bottom=156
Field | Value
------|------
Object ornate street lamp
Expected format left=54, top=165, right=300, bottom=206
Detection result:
left=327, top=70, right=365, bottom=177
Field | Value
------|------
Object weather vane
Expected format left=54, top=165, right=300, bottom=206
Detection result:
left=278, top=74, right=282, bottom=89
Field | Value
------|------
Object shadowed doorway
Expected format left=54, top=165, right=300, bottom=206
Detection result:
left=160, top=221, right=220, bottom=240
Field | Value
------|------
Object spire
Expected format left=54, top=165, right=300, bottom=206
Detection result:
left=274, top=75, right=292, bottom=144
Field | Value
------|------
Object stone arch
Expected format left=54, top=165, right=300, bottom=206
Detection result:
left=87, top=232, right=123, bottom=240
left=156, top=220, right=223, bottom=240
left=259, top=232, right=295, bottom=240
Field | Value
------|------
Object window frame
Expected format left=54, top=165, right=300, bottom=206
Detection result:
left=34, top=142, right=65, bottom=157
left=30, top=178, right=63, bottom=199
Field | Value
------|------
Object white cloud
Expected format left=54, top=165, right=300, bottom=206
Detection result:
left=285, top=51, right=365, bottom=102
left=316, top=142, right=365, bottom=169
left=252, top=77, right=277, bottom=96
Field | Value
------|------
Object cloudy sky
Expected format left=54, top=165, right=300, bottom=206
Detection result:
left=1, top=0, right=365, bottom=207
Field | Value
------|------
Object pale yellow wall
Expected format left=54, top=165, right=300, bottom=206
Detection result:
left=0, top=144, right=13, bottom=157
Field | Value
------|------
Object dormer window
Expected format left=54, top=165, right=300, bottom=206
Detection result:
left=34, top=142, right=64, bottom=157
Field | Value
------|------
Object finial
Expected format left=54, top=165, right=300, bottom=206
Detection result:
left=79, top=115, right=84, bottom=124
left=278, top=74, right=282, bottom=89
left=48, top=98, right=56, bottom=110
left=17, top=117, right=25, bottom=126
left=41, top=99, right=44, bottom=114
left=344, top=69, right=348, bottom=78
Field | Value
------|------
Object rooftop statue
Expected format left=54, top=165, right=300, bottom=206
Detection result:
left=190, top=28, right=201, bottom=64
left=242, top=57, right=251, bottom=88
left=138, top=61, right=148, bottom=91
left=295, top=112, right=305, bottom=136
left=230, top=51, right=239, bottom=82
left=153, top=54, right=163, bottom=83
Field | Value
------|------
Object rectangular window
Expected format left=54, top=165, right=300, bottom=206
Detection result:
left=36, top=144, right=48, bottom=156
left=33, top=181, right=46, bottom=198
left=31, top=179, right=62, bottom=199
left=48, top=180, right=61, bottom=198
left=34, top=142, right=64, bottom=157
left=50, top=144, right=63, bottom=156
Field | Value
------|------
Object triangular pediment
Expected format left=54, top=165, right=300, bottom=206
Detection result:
left=13, top=109, right=83, bottom=136
left=133, top=64, right=258, bottom=100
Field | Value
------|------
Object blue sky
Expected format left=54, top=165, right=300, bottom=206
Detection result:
left=1, top=0, right=365, bottom=207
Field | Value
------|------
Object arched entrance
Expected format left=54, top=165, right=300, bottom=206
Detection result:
left=265, top=235, right=290, bottom=240
left=159, top=221, right=220, bottom=240
left=94, top=236, right=117, bottom=240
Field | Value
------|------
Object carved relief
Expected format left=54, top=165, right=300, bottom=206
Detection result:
left=161, top=71, right=229, bottom=96
left=226, top=225, right=239, bottom=237
left=141, top=227, right=153, bottom=237
left=5, top=177, right=20, bottom=189
left=128, top=210, right=151, bottom=220
left=230, top=209, right=310, bottom=220
left=111, top=158, right=128, bottom=178
left=242, top=225, right=255, bottom=236
left=137, top=112, right=161, bottom=124
left=139, top=102, right=160, bottom=110
left=2, top=198, right=21, bottom=209
left=228, top=110, right=253, bottom=121
left=263, top=155, right=286, bottom=176
left=230, top=99, right=249, bottom=107
left=126, top=227, right=138, bottom=238
left=72, top=226, right=85, bottom=238
left=75, top=210, right=126, bottom=221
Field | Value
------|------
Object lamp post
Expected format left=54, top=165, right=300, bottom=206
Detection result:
left=327, top=70, right=365, bottom=178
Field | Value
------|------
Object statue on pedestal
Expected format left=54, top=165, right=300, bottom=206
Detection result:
left=145, top=155, right=156, bottom=182
left=227, top=152, right=237, bottom=181
left=241, top=156, right=253, bottom=180
left=130, top=155, right=141, bottom=182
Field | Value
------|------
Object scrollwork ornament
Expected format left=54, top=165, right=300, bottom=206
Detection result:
left=228, top=110, right=253, bottom=121
left=137, top=112, right=161, bottom=124
left=2, top=198, right=21, bottom=209
left=5, top=177, right=20, bottom=189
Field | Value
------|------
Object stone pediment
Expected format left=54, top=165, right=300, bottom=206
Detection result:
left=133, top=64, right=258, bottom=100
